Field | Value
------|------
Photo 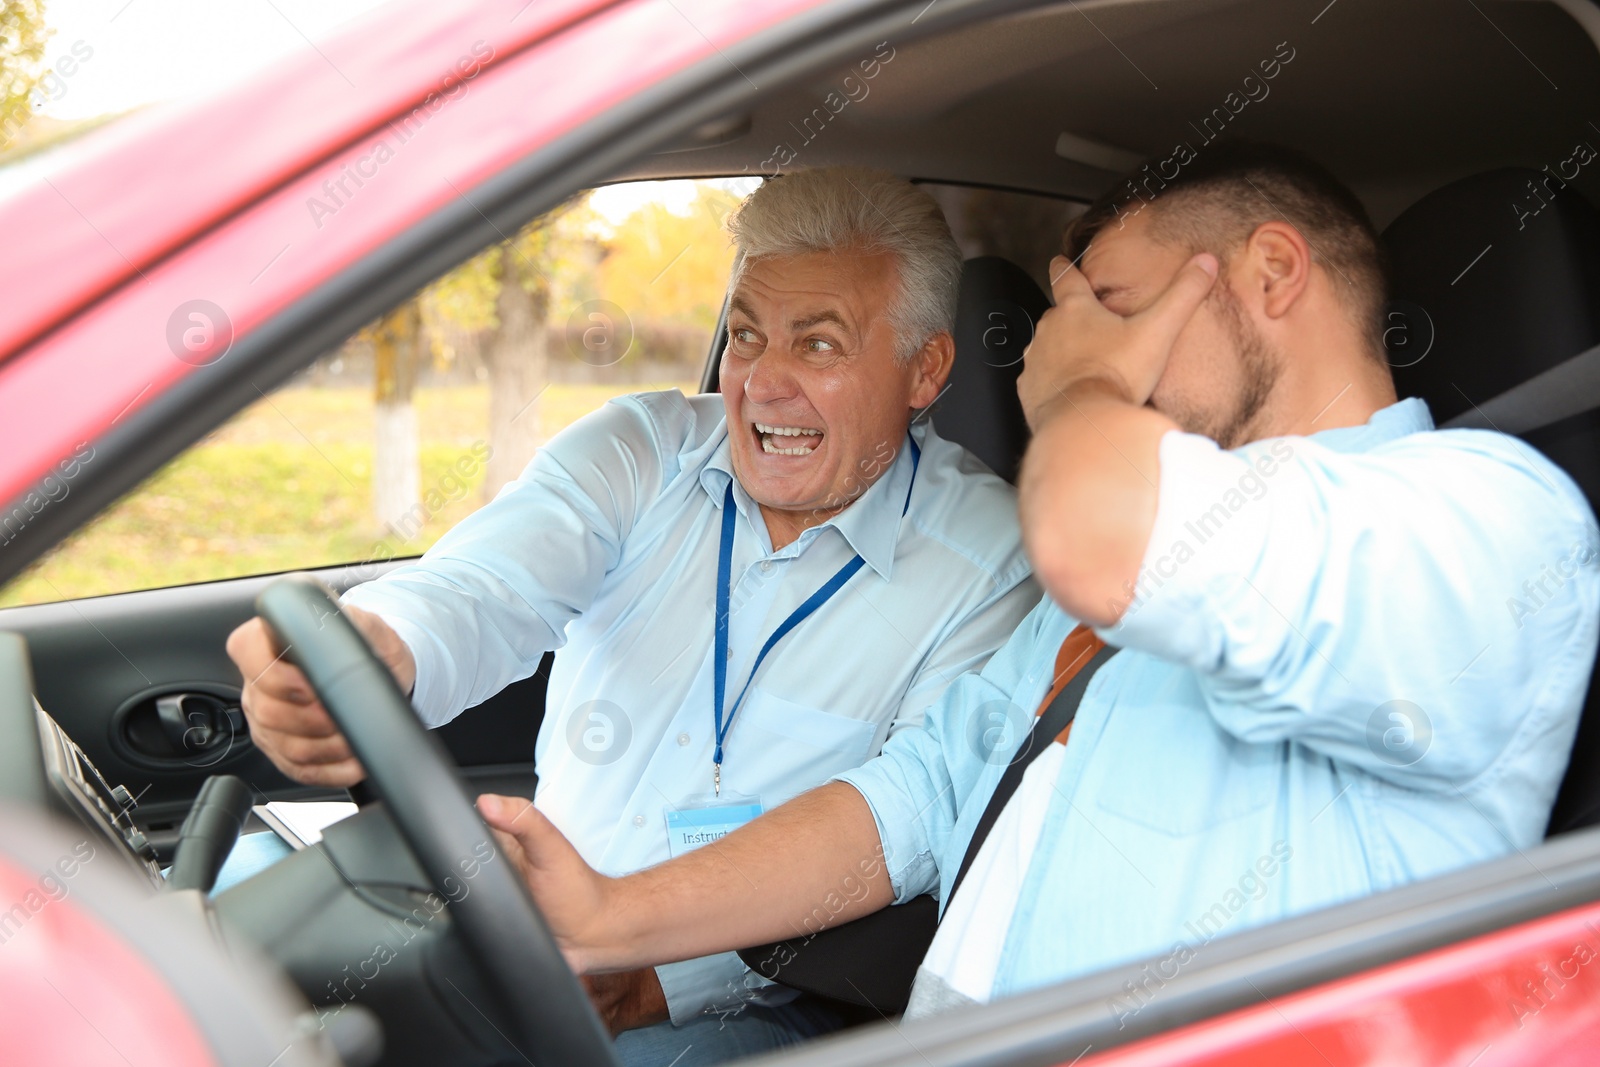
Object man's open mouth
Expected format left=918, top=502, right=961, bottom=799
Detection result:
left=755, top=422, right=825, bottom=456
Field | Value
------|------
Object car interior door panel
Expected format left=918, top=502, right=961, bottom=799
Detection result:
left=0, top=562, right=545, bottom=861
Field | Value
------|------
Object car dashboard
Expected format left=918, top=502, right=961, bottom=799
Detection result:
left=33, top=703, right=165, bottom=887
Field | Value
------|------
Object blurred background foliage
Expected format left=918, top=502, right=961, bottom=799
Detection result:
left=0, top=4, right=1083, bottom=610
left=0, top=178, right=752, bottom=607
left=0, top=0, right=51, bottom=151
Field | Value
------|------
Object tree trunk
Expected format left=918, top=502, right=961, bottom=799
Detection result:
left=372, top=302, right=422, bottom=537
left=482, top=246, right=549, bottom=498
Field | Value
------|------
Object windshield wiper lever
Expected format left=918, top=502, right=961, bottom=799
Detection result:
left=166, top=774, right=254, bottom=893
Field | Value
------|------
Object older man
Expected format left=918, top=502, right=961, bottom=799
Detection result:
left=479, top=143, right=1600, bottom=1021
left=225, top=167, right=1036, bottom=1060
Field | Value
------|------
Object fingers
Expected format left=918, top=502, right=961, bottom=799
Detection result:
left=246, top=705, right=364, bottom=785
left=476, top=794, right=617, bottom=974
left=228, top=615, right=364, bottom=786
left=343, top=604, right=419, bottom=695
left=262, top=752, right=365, bottom=788
left=249, top=658, right=317, bottom=709
left=1136, top=253, right=1219, bottom=343
left=243, top=698, right=365, bottom=786
left=477, top=794, right=533, bottom=864
left=228, top=617, right=316, bottom=706
left=1047, top=254, right=1094, bottom=306
left=475, top=794, right=579, bottom=897
left=477, top=794, right=546, bottom=904
left=247, top=718, right=355, bottom=766
left=477, top=792, right=544, bottom=839
left=226, top=618, right=293, bottom=690
left=1020, top=249, right=1219, bottom=430
left=241, top=682, right=341, bottom=737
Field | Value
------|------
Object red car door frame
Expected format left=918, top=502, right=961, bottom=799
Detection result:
left=4, top=0, right=1600, bottom=1064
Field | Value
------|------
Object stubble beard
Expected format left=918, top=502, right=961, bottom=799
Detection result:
left=1162, top=286, right=1283, bottom=450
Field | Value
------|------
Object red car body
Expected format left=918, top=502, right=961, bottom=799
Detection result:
left=3, top=1, right=1600, bottom=1063
left=1092, top=902, right=1600, bottom=1066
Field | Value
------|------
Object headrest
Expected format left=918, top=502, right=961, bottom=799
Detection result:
left=1386, top=172, right=1600, bottom=839
left=932, top=256, right=1052, bottom=484
left=1383, top=168, right=1600, bottom=424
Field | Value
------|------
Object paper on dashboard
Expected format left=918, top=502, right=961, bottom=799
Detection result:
left=252, top=800, right=358, bottom=848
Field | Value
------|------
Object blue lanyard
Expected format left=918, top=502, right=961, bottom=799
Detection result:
left=711, top=436, right=920, bottom=794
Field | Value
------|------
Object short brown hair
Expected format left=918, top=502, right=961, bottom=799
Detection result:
left=1066, top=141, right=1388, bottom=358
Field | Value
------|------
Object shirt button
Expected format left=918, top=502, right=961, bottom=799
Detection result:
left=760, top=560, right=774, bottom=574
left=632, top=815, right=645, bottom=828
left=677, top=732, right=691, bottom=746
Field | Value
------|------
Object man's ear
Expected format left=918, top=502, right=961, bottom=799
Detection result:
left=908, top=331, right=956, bottom=409
left=1245, top=221, right=1314, bottom=321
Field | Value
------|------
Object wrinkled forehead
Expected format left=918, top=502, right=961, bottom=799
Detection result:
left=736, top=248, right=893, bottom=295
left=728, top=248, right=901, bottom=326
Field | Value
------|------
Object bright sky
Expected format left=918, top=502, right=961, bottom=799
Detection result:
left=18, top=1, right=761, bottom=218
left=590, top=178, right=761, bottom=226
left=32, top=0, right=396, bottom=120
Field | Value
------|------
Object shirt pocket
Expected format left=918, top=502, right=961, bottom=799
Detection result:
left=1092, top=696, right=1278, bottom=836
left=734, top=688, right=879, bottom=793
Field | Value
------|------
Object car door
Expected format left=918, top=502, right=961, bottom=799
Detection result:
left=0, top=166, right=750, bottom=860
left=0, top=563, right=548, bottom=859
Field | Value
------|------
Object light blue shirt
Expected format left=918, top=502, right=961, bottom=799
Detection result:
left=838, top=398, right=1600, bottom=1013
left=342, top=389, right=1038, bottom=1022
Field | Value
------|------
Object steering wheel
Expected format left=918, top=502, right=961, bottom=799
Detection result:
left=255, top=574, right=616, bottom=1067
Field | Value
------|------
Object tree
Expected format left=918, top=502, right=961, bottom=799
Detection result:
left=370, top=301, right=423, bottom=534
left=596, top=185, right=741, bottom=332
left=425, top=197, right=600, bottom=498
left=361, top=185, right=734, bottom=536
left=483, top=243, right=549, bottom=496
left=0, top=0, right=51, bottom=152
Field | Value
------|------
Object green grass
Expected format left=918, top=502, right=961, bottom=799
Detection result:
left=0, top=382, right=695, bottom=608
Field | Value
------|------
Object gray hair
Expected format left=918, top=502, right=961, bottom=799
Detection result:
left=725, top=167, right=962, bottom=362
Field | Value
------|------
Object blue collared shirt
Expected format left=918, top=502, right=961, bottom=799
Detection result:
left=837, top=398, right=1600, bottom=1009
left=342, top=389, right=1038, bottom=1021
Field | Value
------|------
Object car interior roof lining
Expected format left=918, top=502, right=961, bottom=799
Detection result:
left=608, top=0, right=1600, bottom=225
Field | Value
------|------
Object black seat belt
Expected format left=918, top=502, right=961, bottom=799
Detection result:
left=736, top=644, right=1119, bottom=1015
left=947, top=643, right=1118, bottom=901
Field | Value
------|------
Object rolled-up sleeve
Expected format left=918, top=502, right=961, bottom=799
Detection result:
left=834, top=598, right=1054, bottom=902
left=1103, top=428, right=1600, bottom=790
left=888, top=572, right=1041, bottom=735
left=342, top=392, right=704, bottom=725
left=654, top=952, right=792, bottom=1026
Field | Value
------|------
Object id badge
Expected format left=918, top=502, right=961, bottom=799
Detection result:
left=664, top=793, right=763, bottom=859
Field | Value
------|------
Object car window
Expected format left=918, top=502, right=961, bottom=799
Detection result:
left=919, top=182, right=1085, bottom=294
left=0, top=177, right=758, bottom=608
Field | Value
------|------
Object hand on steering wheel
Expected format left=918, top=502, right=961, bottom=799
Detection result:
left=254, top=574, right=617, bottom=1067
left=228, top=604, right=415, bottom=787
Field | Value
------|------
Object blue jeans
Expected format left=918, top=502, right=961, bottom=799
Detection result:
left=613, top=996, right=849, bottom=1066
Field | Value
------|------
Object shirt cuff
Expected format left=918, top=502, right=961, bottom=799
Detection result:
left=1096, top=430, right=1273, bottom=667
left=338, top=585, right=459, bottom=727
left=656, top=953, right=791, bottom=1026
left=830, top=773, right=938, bottom=904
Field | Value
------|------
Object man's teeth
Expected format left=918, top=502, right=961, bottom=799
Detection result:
left=763, top=440, right=814, bottom=455
left=756, top=423, right=823, bottom=437
left=756, top=423, right=822, bottom=456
